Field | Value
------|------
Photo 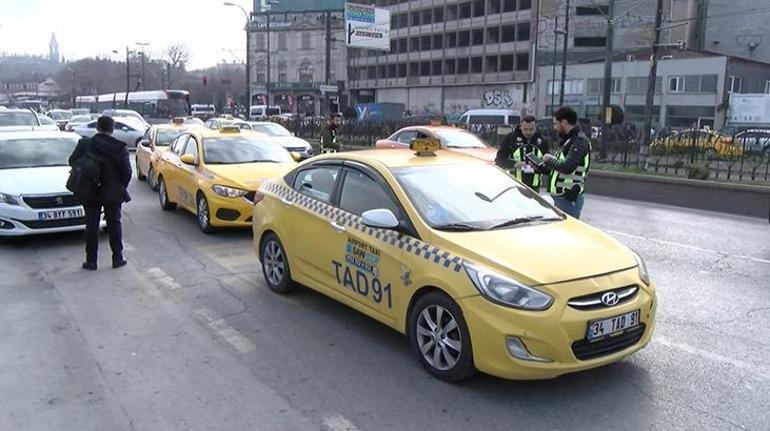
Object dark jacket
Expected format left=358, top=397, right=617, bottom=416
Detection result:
left=319, top=124, right=339, bottom=150
left=544, top=126, right=591, bottom=175
left=69, top=133, right=132, bottom=204
left=495, top=127, right=550, bottom=169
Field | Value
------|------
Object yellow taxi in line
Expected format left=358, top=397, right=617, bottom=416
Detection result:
left=252, top=139, right=656, bottom=381
left=155, top=126, right=298, bottom=233
left=136, top=118, right=204, bottom=190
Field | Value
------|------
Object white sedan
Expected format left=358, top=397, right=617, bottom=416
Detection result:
left=241, top=121, right=313, bottom=159
left=0, top=131, right=104, bottom=237
left=72, top=116, right=148, bottom=149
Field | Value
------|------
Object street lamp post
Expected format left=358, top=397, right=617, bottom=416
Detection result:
left=559, top=0, right=570, bottom=107
left=224, top=2, right=251, bottom=108
left=136, top=42, right=150, bottom=90
left=125, top=46, right=131, bottom=108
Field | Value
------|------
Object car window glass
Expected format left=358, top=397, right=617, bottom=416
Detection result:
left=339, top=169, right=400, bottom=217
left=143, top=128, right=152, bottom=141
left=87, top=121, right=97, bottom=129
left=396, top=131, right=417, bottom=144
left=292, top=166, right=339, bottom=203
left=171, top=135, right=189, bottom=155
left=184, top=138, right=200, bottom=163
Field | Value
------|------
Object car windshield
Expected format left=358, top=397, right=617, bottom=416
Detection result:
left=38, top=116, right=56, bottom=125
left=433, top=129, right=487, bottom=148
left=49, top=111, right=72, bottom=120
left=251, top=123, right=291, bottom=137
left=156, top=129, right=184, bottom=146
left=202, top=136, right=292, bottom=164
left=70, top=115, right=92, bottom=123
left=0, top=111, right=39, bottom=126
left=392, top=164, right=562, bottom=230
left=0, top=136, right=79, bottom=169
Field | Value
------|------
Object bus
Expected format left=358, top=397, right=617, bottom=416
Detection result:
left=74, top=90, right=191, bottom=121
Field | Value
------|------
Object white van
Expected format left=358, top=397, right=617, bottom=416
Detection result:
left=458, top=109, right=521, bottom=125
left=249, top=105, right=281, bottom=120
left=191, top=104, right=216, bottom=118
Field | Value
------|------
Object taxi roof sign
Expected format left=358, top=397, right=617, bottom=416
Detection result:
left=172, top=117, right=185, bottom=125
left=410, top=138, right=441, bottom=156
left=219, top=125, right=241, bottom=133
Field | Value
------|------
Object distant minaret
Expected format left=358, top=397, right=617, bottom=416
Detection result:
left=49, top=33, right=60, bottom=64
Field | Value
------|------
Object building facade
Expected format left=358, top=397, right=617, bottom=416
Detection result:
left=347, top=0, right=539, bottom=119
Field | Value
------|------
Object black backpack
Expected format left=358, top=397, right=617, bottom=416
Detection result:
left=66, top=140, right=104, bottom=202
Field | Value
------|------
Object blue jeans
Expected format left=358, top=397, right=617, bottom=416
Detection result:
left=553, top=195, right=585, bottom=219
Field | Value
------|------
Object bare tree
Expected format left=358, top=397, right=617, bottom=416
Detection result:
left=166, top=44, right=190, bottom=70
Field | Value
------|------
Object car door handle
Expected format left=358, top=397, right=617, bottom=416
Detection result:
left=329, top=221, right=346, bottom=233
left=280, top=197, right=293, bottom=206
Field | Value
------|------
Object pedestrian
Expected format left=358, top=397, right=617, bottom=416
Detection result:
left=495, top=115, right=549, bottom=190
left=319, top=113, right=341, bottom=153
left=68, top=116, right=132, bottom=270
left=541, top=106, right=592, bottom=219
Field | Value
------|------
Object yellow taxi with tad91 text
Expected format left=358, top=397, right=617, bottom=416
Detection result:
left=155, top=126, right=298, bottom=233
left=136, top=118, right=203, bottom=190
left=252, top=138, right=656, bottom=381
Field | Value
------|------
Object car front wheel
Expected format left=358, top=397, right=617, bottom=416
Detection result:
left=409, top=292, right=476, bottom=382
left=158, top=177, right=176, bottom=211
left=196, top=193, right=215, bottom=234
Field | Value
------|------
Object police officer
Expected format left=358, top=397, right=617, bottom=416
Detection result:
left=495, top=115, right=549, bottom=190
left=541, top=106, right=591, bottom=219
left=319, top=113, right=341, bottom=153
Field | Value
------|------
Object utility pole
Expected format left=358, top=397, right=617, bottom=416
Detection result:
left=559, top=0, right=570, bottom=106
left=266, top=11, right=271, bottom=106
left=125, top=46, right=130, bottom=108
left=136, top=42, right=149, bottom=90
left=324, top=10, right=332, bottom=117
left=224, top=2, right=253, bottom=108
left=640, top=0, right=665, bottom=168
left=600, top=0, right=615, bottom=159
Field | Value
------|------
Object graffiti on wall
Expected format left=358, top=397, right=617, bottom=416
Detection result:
left=483, top=89, right=516, bottom=109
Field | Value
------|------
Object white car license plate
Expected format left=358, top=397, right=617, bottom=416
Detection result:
left=38, top=208, right=84, bottom=221
left=586, top=309, right=640, bottom=341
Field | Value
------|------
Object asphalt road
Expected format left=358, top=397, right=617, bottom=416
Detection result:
left=1, top=171, right=769, bottom=431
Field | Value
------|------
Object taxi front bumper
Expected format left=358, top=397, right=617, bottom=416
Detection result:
left=459, top=282, right=656, bottom=380
left=207, top=193, right=255, bottom=228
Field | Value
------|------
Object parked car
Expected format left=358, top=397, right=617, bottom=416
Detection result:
left=72, top=116, right=148, bottom=149
left=71, top=108, right=90, bottom=116
left=375, top=124, right=497, bottom=163
left=457, top=109, right=521, bottom=126
left=102, top=109, right=149, bottom=128
left=240, top=121, right=313, bottom=159
left=47, top=109, right=73, bottom=130
left=0, top=130, right=104, bottom=236
left=64, top=115, right=94, bottom=132
left=36, top=115, right=63, bottom=131
left=734, top=129, right=770, bottom=157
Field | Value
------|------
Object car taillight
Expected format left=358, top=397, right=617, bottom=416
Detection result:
left=252, top=191, right=265, bottom=205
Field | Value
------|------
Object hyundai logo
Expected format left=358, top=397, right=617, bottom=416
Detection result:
left=600, top=292, right=620, bottom=306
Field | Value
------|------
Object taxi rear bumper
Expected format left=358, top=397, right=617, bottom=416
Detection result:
left=458, top=283, right=656, bottom=380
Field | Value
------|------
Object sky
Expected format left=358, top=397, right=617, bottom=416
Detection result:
left=0, top=0, right=254, bottom=69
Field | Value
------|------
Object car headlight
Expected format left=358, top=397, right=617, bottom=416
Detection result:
left=212, top=185, right=248, bottom=198
left=305, top=147, right=314, bottom=155
left=631, top=250, right=650, bottom=286
left=463, top=262, right=553, bottom=310
left=0, top=192, right=21, bottom=206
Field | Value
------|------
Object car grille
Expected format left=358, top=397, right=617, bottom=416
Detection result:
left=571, top=324, right=646, bottom=361
left=16, top=217, right=87, bottom=229
left=23, top=194, right=80, bottom=209
left=286, top=146, right=307, bottom=153
left=567, top=286, right=639, bottom=311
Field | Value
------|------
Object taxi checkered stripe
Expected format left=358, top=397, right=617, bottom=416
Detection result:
left=260, top=181, right=464, bottom=273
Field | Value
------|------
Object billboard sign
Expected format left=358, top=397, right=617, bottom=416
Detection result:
left=345, top=3, right=390, bottom=51
left=729, top=94, right=770, bottom=125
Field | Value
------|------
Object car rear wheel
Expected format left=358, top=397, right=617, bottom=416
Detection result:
left=196, top=193, right=215, bottom=234
left=135, top=156, right=146, bottom=181
left=409, top=292, right=476, bottom=382
left=158, top=177, right=176, bottom=211
left=260, top=233, right=296, bottom=294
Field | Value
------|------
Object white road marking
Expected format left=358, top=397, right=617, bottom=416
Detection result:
left=193, top=307, right=256, bottom=354
left=604, top=229, right=770, bottom=265
left=655, top=335, right=770, bottom=382
left=146, top=267, right=181, bottom=289
left=322, top=415, right=360, bottom=431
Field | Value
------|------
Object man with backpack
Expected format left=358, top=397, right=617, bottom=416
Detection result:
left=68, top=116, right=132, bottom=270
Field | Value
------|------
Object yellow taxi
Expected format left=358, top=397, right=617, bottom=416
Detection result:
left=252, top=139, right=656, bottom=381
left=136, top=118, right=203, bottom=190
left=155, top=126, right=298, bottom=233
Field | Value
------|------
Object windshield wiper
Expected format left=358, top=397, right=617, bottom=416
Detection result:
left=432, top=222, right=482, bottom=232
left=489, top=216, right=561, bottom=230
left=475, top=186, right=517, bottom=202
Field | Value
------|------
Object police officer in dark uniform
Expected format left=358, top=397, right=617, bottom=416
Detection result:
left=541, top=106, right=592, bottom=219
left=495, top=115, right=549, bottom=190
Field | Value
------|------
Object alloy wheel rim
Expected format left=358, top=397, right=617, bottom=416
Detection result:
left=159, top=180, right=167, bottom=205
left=198, top=198, right=209, bottom=228
left=263, top=241, right=285, bottom=285
left=148, top=167, right=156, bottom=187
left=416, top=305, right=462, bottom=371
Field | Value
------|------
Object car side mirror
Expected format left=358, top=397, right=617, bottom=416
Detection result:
left=140, top=139, right=151, bottom=147
left=180, top=154, right=196, bottom=165
left=121, top=126, right=130, bottom=132
left=362, top=209, right=399, bottom=230
left=290, top=151, right=302, bottom=162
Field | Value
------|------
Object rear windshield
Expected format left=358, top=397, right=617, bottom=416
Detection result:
left=0, top=112, right=39, bottom=126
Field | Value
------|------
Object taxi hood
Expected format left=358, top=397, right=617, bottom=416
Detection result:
left=205, top=162, right=295, bottom=190
left=431, top=218, right=637, bottom=286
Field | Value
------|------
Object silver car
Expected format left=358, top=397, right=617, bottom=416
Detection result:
left=72, top=116, right=148, bottom=149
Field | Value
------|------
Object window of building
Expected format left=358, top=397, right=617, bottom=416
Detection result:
left=410, top=37, right=419, bottom=51
left=298, top=59, right=313, bottom=83
left=457, top=58, right=470, bottom=74
left=301, top=33, right=311, bottom=50
left=387, top=64, right=396, bottom=78
left=627, top=77, right=662, bottom=94
left=765, top=80, right=770, bottom=94
left=500, top=54, right=514, bottom=71
left=398, top=13, right=408, bottom=29
left=668, top=76, right=683, bottom=93
left=391, top=13, right=401, bottom=30
left=434, top=7, right=444, bottom=22
left=587, top=78, right=621, bottom=94
left=278, top=33, right=288, bottom=51
left=445, top=59, right=456, bottom=74
left=458, top=31, right=471, bottom=47
left=421, top=36, right=432, bottom=50
left=378, top=65, right=386, bottom=79
left=547, top=79, right=584, bottom=95
left=390, top=39, right=397, bottom=52
left=488, top=0, right=501, bottom=14
left=398, top=38, right=408, bottom=53
left=256, top=71, right=265, bottom=83
left=503, top=0, right=517, bottom=12
left=574, top=36, right=606, bottom=47
left=473, top=0, right=485, bottom=17
left=683, top=74, right=718, bottom=93
left=519, top=0, right=531, bottom=9
left=422, top=9, right=433, bottom=25
left=432, top=60, right=442, bottom=75
left=729, top=75, right=742, bottom=93
left=447, top=32, right=457, bottom=48
left=446, top=4, right=458, bottom=21
left=398, top=63, right=407, bottom=78
left=485, top=55, right=499, bottom=73
left=256, top=34, right=266, bottom=50
left=411, top=11, right=420, bottom=26
left=517, top=22, right=530, bottom=41
left=459, top=2, right=472, bottom=19
left=367, top=66, right=376, bottom=80
left=487, top=27, right=500, bottom=44
left=576, top=5, right=609, bottom=15
left=433, top=34, right=444, bottom=49
left=420, top=61, right=431, bottom=77
left=515, top=52, right=529, bottom=71
left=502, top=24, right=516, bottom=42
left=409, top=62, right=419, bottom=76
left=471, top=56, right=483, bottom=73
left=472, top=29, right=484, bottom=45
